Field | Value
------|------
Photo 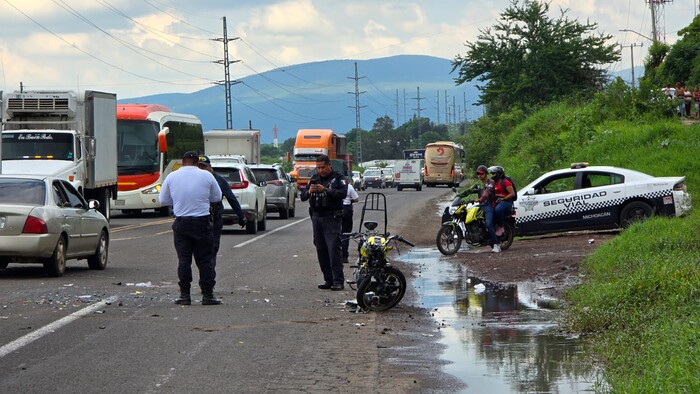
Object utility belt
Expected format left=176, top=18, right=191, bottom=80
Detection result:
left=311, top=209, right=343, bottom=218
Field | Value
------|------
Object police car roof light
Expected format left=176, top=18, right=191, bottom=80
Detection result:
left=570, top=162, right=589, bottom=169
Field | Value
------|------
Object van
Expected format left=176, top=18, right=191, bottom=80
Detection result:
left=394, top=159, right=424, bottom=191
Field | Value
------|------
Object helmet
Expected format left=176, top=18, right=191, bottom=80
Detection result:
left=487, top=165, right=504, bottom=180
left=475, top=165, right=488, bottom=175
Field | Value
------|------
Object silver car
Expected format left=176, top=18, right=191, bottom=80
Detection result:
left=249, top=164, right=297, bottom=219
left=0, top=175, right=109, bottom=277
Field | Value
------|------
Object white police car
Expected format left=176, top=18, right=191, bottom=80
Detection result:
left=514, top=163, right=692, bottom=236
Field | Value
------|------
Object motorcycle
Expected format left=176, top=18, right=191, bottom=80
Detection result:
left=436, top=186, right=515, bottom=255
left=344, top=193, right=414, bottom=311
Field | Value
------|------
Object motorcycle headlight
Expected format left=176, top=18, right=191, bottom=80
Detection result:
left=448, top=206, right=458, bottom=214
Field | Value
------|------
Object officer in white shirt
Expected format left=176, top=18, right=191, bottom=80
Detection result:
left=341, top=183, right=360, bottom=264
left=159, top=151, right=223, bottom=306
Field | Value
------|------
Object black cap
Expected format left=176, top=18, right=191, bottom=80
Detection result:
left=198, top=155, right=211, bottom=166
left=182, top=151, right=199, bottom=161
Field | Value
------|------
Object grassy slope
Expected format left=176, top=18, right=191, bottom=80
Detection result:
left=491, top=104, right=699, bottom=392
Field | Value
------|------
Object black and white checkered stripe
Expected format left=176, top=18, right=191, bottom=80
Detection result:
left=516, top=189, right=672, bottom=224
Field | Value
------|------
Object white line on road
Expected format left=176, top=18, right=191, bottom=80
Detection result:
left=0, top=296, right=118, bottom=358
left=234, top=217, right=309, bottom=248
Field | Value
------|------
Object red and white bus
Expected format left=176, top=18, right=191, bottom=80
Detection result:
left=115, top=104, right=204, bottom=215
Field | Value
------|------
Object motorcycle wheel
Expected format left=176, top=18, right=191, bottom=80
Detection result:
left=436, top=224, right=462, bottom=255
left=498, top=221, right=515, bottom=250
left=356, top=266, right=406, bottom=311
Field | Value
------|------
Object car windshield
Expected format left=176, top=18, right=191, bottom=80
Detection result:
left=0, top=179, right=46, bottom=205
left=213, top=168, right=242, bottom=183
left=365, top=170, right=380, bottom=176
left=251, top=169, right=278, bottom=182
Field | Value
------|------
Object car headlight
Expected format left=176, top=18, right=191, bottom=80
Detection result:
left=142, top=184, right=162, bottom=195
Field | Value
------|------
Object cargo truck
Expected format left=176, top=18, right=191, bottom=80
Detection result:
left=290, top=129, right=352, bottom=188
left=1, top=90, right=117, bottom=220
left=204, top=129, right=260, bottom=165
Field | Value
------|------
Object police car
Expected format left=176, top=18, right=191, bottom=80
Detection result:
left=514, top=163, right=692, bottom=236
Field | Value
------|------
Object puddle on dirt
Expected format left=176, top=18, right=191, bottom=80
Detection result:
left=402, top=248, right=601, bottom=393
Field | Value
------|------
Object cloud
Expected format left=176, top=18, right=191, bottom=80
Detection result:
left=260, top=0, right=332, bottom=34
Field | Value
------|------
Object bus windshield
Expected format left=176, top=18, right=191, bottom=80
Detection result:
left=117, top=120, right=160, bottom=175
left=1, top=132, right=74, bottom=160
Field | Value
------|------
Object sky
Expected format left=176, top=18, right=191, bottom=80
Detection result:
left=1, top=0, right=698, bottom=99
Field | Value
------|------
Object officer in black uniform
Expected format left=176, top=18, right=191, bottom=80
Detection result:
left=300, top=154, right=348, bottom=291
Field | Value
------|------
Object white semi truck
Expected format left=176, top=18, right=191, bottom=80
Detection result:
left=204, top=129, right=261, bottom=165
left=0, top=90, right=118, bottom=220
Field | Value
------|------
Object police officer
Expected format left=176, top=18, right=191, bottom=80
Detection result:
left=300, top=155, right=348, bottom=290
left=197, top=155, right=246, bottom=266
left=341, top=183, right=360, bottom=264
left=159, top=151, right=223, bottom=305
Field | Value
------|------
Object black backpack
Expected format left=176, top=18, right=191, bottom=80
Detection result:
left=501, top=176, right=518, bottom=201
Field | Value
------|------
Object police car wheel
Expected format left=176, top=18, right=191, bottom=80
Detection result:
left=620, top=201, right=652, bottom=228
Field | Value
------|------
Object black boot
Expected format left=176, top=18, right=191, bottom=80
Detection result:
left=174, top=292, right=191, bottom=305
left=202, top=290, right=222, bottom=305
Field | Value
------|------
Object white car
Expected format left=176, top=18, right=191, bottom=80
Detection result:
left=211, top=163, right=267, bottom=234
left=514, top=163, right=692, bottom=236
left=382, top=167, right=395, bottom=187
left=352, top=171, right=366, bottom=191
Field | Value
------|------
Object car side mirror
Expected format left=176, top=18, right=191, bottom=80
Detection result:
left=523, top=188, right=535, bottom=196
left=88, top=199, right=101, bottom=210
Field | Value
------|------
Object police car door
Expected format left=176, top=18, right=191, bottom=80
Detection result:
left=516, top=172, right=581, bottom=234
left=575, top=171, right=625, bottom=230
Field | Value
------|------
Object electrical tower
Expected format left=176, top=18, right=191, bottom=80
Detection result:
left=273, top=124, right=279, bottom=148
left=212, top=16, right=240, bottom=129
left=412, top=87, right=424, bottom=119
left=347, top=62, right=366, bottom=164
left=647, top=0, right=674, bottom=43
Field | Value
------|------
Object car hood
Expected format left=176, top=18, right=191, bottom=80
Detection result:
left=2, top=160, right=76, bottom=177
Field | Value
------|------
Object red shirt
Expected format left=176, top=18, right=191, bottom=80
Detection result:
left=493, top=178, right=513, bottom=198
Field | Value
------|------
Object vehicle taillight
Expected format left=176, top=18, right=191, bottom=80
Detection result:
left=23, top=216, right=48, bottom=234
left=395, top=173, right=401, bottom=179
left=674, top=181, right=687, bottom=192
left=266, top=180, right=283, bottom=186
left=424, top=165, right=428, bottom=176
left=230, top=180, right=249, bottom=189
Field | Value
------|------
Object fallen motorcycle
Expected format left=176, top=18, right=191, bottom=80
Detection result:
left=436, top=186, right=515, bottom=255
left=344, top=193, right=414, bottom=311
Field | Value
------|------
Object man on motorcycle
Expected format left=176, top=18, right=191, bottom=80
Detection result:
left=488, top=166, right=516, bottom=253
left=470, top=165, right=500, bottom=253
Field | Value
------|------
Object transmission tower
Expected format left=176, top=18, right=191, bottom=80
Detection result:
left=347, top=62, right=366, bottom=164
left=212, top=16, right=240, bottom=129
left=647, top=0, right=674, bottom=43
left=412, top=86, right=424, bottom=119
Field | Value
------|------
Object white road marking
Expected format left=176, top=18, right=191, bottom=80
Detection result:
left=234, top=217, right=309, bottom=248
left=0, top=296, right=118, bottom=358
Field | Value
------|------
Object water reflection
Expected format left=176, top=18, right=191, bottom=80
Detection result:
left=404, top=248, right=600, bottom=393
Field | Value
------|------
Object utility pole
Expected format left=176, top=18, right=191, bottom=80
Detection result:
left=436, top=91, right=441, bottom=124
left=412, top=87, right=424, bottom=119
left=621, top=43, right=643, bottom=88
left=647, top=0, right=674, bottom=43
left=444, top=90, right=449, bottom=124
left=347, top=62, right=366, bottom=164
left=212, top=16, right=240, bottom=129
left=403, top=89, right=407, bottom=125
left=395, top=89, right=399, bottom=127
left=463, top=92, right=468, bottom=123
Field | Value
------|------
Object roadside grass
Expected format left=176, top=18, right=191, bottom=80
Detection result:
left=563, top=212, right=700, bottom=393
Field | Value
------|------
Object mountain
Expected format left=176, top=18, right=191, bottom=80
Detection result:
left=121, top=55, right=477, bottom=144
left=122, top=54, right=642, bottom=144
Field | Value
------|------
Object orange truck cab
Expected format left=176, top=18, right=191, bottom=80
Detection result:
left=290, top=129, right=352, bottom=188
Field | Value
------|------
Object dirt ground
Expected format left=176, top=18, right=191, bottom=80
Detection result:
left=398, top=192, right=617, bottom=297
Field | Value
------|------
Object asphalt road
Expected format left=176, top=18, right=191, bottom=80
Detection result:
left=0, top=186, right=462, bottom=393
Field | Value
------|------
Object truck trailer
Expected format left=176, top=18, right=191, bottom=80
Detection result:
left=1, top=90, right=118, bottom=220
left=204, top=129, right=261, bottom=165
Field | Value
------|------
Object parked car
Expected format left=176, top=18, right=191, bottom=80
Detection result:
left=210, top=163, right=267, bottom=234
left=0, top=175, right=109, bottom=277
left=514, top=163, right=692, bottom=236
left=382, top=167, right=395, bottom=187
left=363, top=169, right=386, bottom=189
left=352, top=171, right=366, bottom=191
left=249, top=164, right=296, bottom=219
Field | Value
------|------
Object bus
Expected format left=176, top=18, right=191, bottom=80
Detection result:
left=424, top=141, right=465, bottom=187
left=115, top=104, right=204, bottom=215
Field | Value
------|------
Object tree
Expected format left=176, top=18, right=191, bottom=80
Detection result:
left=451, top=0, right=620, bottom=116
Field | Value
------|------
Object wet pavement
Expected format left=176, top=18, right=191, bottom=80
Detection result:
left=403, top=248, right=601, bottom=393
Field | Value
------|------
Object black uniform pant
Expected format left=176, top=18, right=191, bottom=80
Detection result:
left=311, top=213, right=344, bottom=285
left=341, top=205, right=353, bottom=260
left=172, top=216, right=216, bottom=294
left=211, top=203, right=224, bottom=265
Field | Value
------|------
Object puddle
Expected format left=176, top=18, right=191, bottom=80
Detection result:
left=402, top=248, right=601, bottom=393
